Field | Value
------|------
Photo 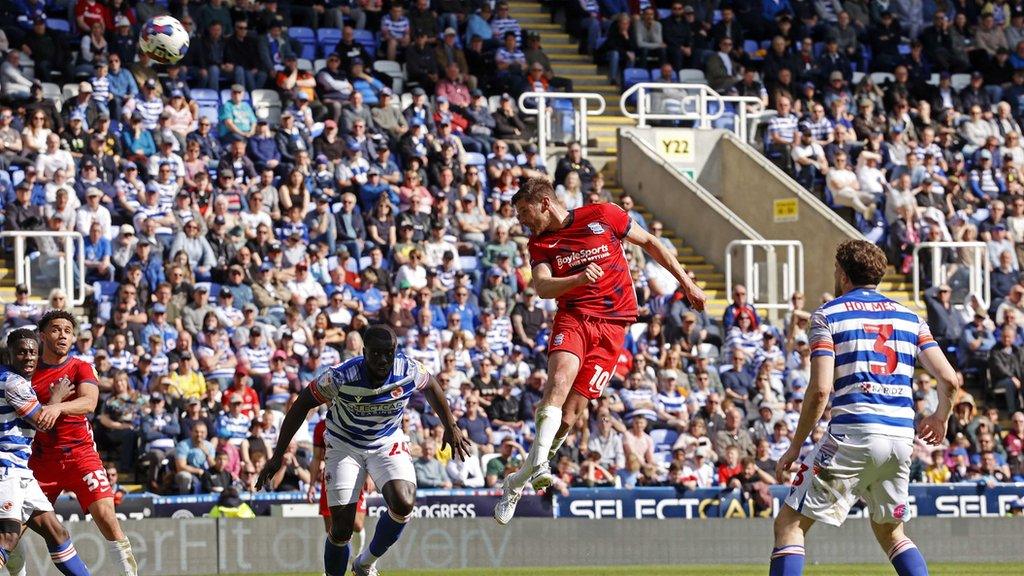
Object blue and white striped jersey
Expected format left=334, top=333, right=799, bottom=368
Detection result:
left=0, top=366, right=42, bottom=474
left=310, top=353, right=430, bottom=450
left=810, top=289, right=937, bottom=439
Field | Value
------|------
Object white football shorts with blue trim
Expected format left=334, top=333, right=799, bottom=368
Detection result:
left=784, top=431, right=913, bottom=526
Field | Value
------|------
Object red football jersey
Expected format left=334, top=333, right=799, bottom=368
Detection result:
left=313, top=419, right=326, bottom=449
left=527, top=203, right=638, bottom=320
left=31, top=357, right=100, bottom=450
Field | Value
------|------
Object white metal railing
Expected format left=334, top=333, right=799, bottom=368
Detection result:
left=517, top=92, right=606, bottom=160
left=912, top=242, right=990, bottom=309
left=619, top=83, right=767, bottom=142
left=725, top=240, right=805, bottom=319
left=0, top=231, right=86, bottom=305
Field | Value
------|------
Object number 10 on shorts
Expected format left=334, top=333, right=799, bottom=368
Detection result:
left=587, top=365, right=612, bottom=396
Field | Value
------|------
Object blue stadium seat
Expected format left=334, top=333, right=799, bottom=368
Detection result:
left=353, top=29, right=377, bottom=58
left=464, top=152, right=486, bottom=167
left=192, top=88, right=219, bottom=105
left=745, top=39, right=762, bottom=60
left=317, top=28, right=343, bottom=57
left=623, top=68, right=650, bottom=89
left=46, top=19, right=71, bottom=33
left=289, top=26, right=318, bottom=60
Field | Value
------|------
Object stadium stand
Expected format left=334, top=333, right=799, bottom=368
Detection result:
left=0, top=0, right=1021, bottom=504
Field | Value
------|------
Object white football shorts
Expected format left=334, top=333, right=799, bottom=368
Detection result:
left=0, top=470, right=54, bottom=524
left=784, top=431, right=913, bottom=526
left=323, top=430, right=416, bottom=508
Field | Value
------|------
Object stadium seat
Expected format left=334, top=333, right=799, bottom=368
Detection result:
left=623, top=68, right=650, bottom=89
left=289, top=26, right=318, bottom=60
left=313, top=58, right=327, bottom=73
left=928, top=73, right=940, bottom=86
left=252, top=89, right=282, bottom=124
left=192, top=88, right=219, bottom=105
left=678, top=68, right=706, bottom=83
left=46, top=18, right=71, bottom=33
left=464, top=152, right=486, bottom=167
left=373, top=60, right=404, bottom=91
left=951, top=73, right=971, bottom=91
left=317, top=28, right=343, bottom=57
left=851, top=71, right=865, bottom=85
left=869, top=72, right=894, bottom=86
left=744, top=39, right=761, bottom=60
left=61, top=83, right=79, bottom=101
left=353, top=29, right=377, bottom=58
left=480, top=453, right=501, bottom=474
left=41, top=82, right=62, bottom=112
left=297, top=58, right=314, bottom=72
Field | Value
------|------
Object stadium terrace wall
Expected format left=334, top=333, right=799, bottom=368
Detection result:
left=15, top=516, right=1024, bottom=574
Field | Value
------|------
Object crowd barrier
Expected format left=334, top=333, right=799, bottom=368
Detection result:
left=15, top=515, right=1024, bottom=575
left=61, top=483, right=1024, bottom=520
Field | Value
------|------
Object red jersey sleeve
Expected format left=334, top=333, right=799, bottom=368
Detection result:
left=75, top=360, right=99, bottom=387
left=528, top=238, right=551, bottom=269
left=313, top=420, right=326, bottom=449
left=601, top=203, right=632, bottom=239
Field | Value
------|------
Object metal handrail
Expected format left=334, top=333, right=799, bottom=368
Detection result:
left=619, top=83, right=767, bottom=142
left=912, top=241, right=990, bottom=309
left=0, top=230, right=86, bottom=306
left=517, top=92, right=607, bottom=160
left=725, top=240, right=805, bottom=319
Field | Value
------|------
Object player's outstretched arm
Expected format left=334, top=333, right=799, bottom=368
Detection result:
left=531, top=262, right=602, bottom=300
left=624, top=222, right=707, bottom=311
left=776, top=355, right=834, bottom=482
left=424, top=375, right=472, bottom=462
left=916, top=346, right=961, bottom=445
left=257, top=386, right=322, bottom=491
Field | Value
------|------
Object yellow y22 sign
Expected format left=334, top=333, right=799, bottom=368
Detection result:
left=655, top=129, right=695, bottom=162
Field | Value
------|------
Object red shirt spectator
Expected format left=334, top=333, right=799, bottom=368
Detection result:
left=75, top=0, right=111, bottom=33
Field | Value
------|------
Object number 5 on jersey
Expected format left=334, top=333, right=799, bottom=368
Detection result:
left=863, top=323, right=897, bottom=376
left=586, top=365, right=613, bottom=396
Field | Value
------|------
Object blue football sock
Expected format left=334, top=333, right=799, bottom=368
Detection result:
left=368, top=510, right=409, bottom=559
left=769, top=545, right=805, bottom=576
left=324, top=537, right=350, bottom=576
left=890, top=539, right=929, bottom=576
left=48, top=539, right=91, bottom=576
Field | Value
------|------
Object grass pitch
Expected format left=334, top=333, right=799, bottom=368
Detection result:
left=220, top=563, right=1024, bottom=575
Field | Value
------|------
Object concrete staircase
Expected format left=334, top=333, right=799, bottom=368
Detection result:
left=510, top=0, right=628, bottom=154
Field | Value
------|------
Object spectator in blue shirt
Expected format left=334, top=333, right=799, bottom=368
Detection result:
left=82, top=220, right=113, bottom=282
left=174, top=421, right=215, bottom=494
left=247, top=120, right=282, bottom=173
left=959, top=311, right=997, bottom=378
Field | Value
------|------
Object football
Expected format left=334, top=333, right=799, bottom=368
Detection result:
left=138, top=15, right=189, bottom=65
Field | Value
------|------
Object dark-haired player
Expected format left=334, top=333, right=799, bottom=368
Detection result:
left=29, top=310, right=138, bottom=576
left=769, top=240, right=958, bottom=576
left=493, top=177, right=706, bottom=524
left=0, top=329, right=91, bottom=576
left=259, top=325, right=471, bottom=576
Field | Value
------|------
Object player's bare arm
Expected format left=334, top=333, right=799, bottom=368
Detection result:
left=776, top=354, right=834, bottom=482
left=915, top=346, right=961, bottom=445
left=258, top=386, right=323, bottom=490
left=423, top=375, right=472, bottom=461
left=530, top=261, right=603, bottom=300
left=624, top=222, right=707, bottom=311
left=50, top=381, right=98, bottom=416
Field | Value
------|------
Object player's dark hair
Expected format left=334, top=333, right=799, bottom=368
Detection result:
left=511, top=177, right=555, bottom=206
left=3, top=328, right=39, bottom=365
left=364, top=325, right=398, bottom=350
left=38, top=309, right=77, bottom=332
left=835, top=239, right=887, bottom=287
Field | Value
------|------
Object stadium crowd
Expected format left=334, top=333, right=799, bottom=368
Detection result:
left=0, top=0, right=1021, bottom=507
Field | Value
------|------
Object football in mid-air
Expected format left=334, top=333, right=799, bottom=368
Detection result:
left=139, top=15, right=189, bottom=65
